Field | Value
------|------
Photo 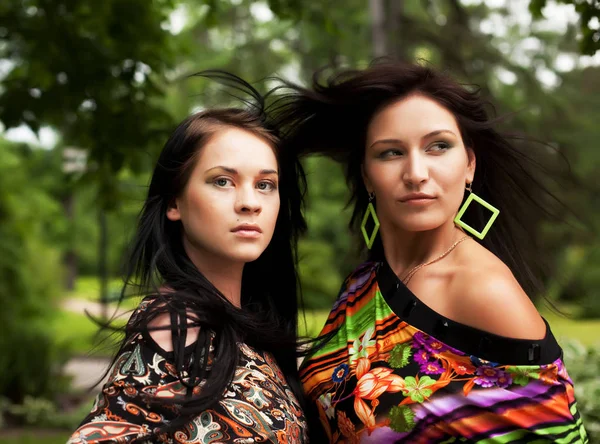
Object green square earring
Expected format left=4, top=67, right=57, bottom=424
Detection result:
left=361, top=192, right=380, bottom=249
left=454, top=183, right=499, bottom=240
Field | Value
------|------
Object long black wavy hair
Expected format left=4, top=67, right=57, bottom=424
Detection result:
left=107, top=72, right=308, bottom=436
left=269, top=61, right=572, bottom=299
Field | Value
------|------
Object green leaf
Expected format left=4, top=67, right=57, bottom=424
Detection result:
left=505, top=365, right=538, bottom=385
left=508, top=369, right=531, bottom=387
left=389, top=405, right=416, bottom=433
left=411, top=388, right=433, bottom=403
left=528, top=0, right=547, bottom=19
left=388, top=343, right=412, bottom=369
left=402, top=376, right=436, bottom=403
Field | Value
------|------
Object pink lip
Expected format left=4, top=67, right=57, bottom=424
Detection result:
left=399, top=193, right=436, bottom=203
left=231, top=224, right=262, bottom=238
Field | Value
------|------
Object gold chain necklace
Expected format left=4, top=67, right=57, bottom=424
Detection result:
left=400, top=235, right=471, bottom=285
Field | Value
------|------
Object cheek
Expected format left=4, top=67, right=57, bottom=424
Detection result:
left=430, top=149, right=467, bottom=184
left=438, top=169, right=467, bottom=191
left=264, top=197, right=280, bottom=227
left=432, top=165, right=468, bottom=209
left=365, top=161, right=397, bottom=195
left=447, top=182, right=467, bottom=213
left=181, top=188, right=224, bottom=231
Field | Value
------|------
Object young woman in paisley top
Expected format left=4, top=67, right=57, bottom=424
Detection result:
left=69, top=74, right=309, bottom=443
left=272, top=63, right=588, bottom=443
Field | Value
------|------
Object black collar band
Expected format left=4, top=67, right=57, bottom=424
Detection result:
left=377, top=259, right=562, bottom=365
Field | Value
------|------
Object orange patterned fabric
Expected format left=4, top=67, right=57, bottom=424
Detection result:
left=300, top=261, right=588, bottom=443
left=69, top=301, right=307, bottom=443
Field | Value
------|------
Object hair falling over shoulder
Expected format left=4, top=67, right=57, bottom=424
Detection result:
left=100, top=71, right=311, bottom=436
left=267, top=61, right=580, bottom=300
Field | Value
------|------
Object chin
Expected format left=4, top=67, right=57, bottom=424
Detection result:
left=227, top=246, right=267, bottom=264
left=397, top=216, right=446, bottom=232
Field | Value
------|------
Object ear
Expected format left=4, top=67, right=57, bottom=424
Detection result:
left=166, top=198, right=181, bottom=221
left=466, top=147, right=476, bottom=184
left=361, top=164, right=374, bottom=194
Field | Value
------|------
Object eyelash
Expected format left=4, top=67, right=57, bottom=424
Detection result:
left=213, top=177, right=277, bottom=191
left=378, top=141, right=452, bottom=158
left=214, top=177, right=233, bottom=187
left=429, top=142, right=451, bottom=152
left=257, top=181, right=277, bottom=191
left=379, top=149, right=403, bottom=159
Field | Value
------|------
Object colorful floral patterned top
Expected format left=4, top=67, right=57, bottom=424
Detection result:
left=300, top=261, right=588, bottom=443
left=69, top=300, right=308, bottom=443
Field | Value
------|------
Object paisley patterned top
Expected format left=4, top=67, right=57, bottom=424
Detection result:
left=300, top=261, right=588, bottom=443
left=69, top=302, right=308, bottom=443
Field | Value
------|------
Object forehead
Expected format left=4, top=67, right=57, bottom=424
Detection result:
left=367, top=94, right=460, bottom=141
left=197, top=127, right=278, bottom=170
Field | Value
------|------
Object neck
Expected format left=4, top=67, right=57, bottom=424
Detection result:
left=183, top=240, right=244, bottom=308
left=381, top=220, right=464, bottom=277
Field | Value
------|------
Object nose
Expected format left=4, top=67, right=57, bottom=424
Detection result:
left=235, top=184, right=262, bottom=215
left=402, top=152, right=429, bottom=187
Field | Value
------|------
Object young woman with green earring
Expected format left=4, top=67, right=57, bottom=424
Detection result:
left=271, top=62, right=588, bottom=443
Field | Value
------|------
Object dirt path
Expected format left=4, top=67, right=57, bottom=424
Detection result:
left=63, top=356, right=111, bottom=391
left=61, top=298, right=122, bottom=391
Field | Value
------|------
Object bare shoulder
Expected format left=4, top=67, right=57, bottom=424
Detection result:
left=448, top=241, right=546, bottom=340
left=147, top=308, right=200, bottom=353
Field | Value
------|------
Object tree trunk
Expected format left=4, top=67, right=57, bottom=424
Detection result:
left=98, top=207, right=108, bottom=320
left=62, top=192, right=77, bottom=291
left=388, top=0, right=404, bottom=61
left=370, top=0, right=387, bottom=57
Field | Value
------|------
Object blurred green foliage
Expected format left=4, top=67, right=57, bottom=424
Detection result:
left=0, top=0, right=599, bottom=434
left=0, top=140, right=68, bottom=403
left=529, top=0, right=600, bottom=55
left=0, top=0, right=178, bottom=183
left=0, top=394, right=96, bottom=441
left=562, top=340, right=600, bottom=442
left=0, top=434, right=69, bottom=444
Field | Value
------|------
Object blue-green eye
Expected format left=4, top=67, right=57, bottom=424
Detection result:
left=379, top=149, right=403, bottom=158
left=257, top=181, right=277, bottom=191
left=214, top=178, right=232, bottom=187
left=428, top=142, right=451, bottom=152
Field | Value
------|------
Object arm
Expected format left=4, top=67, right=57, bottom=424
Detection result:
left=68, top=336, right=183, bottom=443
left=449, top=264, right=546, bottom=340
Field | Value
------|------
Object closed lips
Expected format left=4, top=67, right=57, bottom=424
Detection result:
left=400, top=193, right=435, bottom=202
left=231, top=224, right=262, bottom=233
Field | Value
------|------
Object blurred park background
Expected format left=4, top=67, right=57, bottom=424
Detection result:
left=1, top=0, right=600, bottom=442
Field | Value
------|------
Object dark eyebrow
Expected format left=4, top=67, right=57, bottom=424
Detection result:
left=368, top=138, right=406, bottom=149
left=206, top=166, right=238, bottom=174
left=205, top=166, right=279, bottom=175
left=423, top=130, right=457, bottom=140
left=368, top=129, right=458, bottom=150
left=259, top=169, right=279, bottom=175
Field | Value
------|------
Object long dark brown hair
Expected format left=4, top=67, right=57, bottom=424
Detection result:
left=102, top=72, right=310, bottom=437
left=269, top=61, right=572, bottom=299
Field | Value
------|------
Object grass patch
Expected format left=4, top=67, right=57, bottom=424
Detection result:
left=54, top=310, right=125, bottom=357
left=69, top=276, right=124, bottom=302
left=539, top=305, right=600, bottom=347
left=67, top=276, right=139, bottom=311
left=0, top=431, right=69, bottom=444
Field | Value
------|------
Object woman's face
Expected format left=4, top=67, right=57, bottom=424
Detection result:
left=363, top=94, right=475, bottom=234
left=167, top=127, right=280, bottom=265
